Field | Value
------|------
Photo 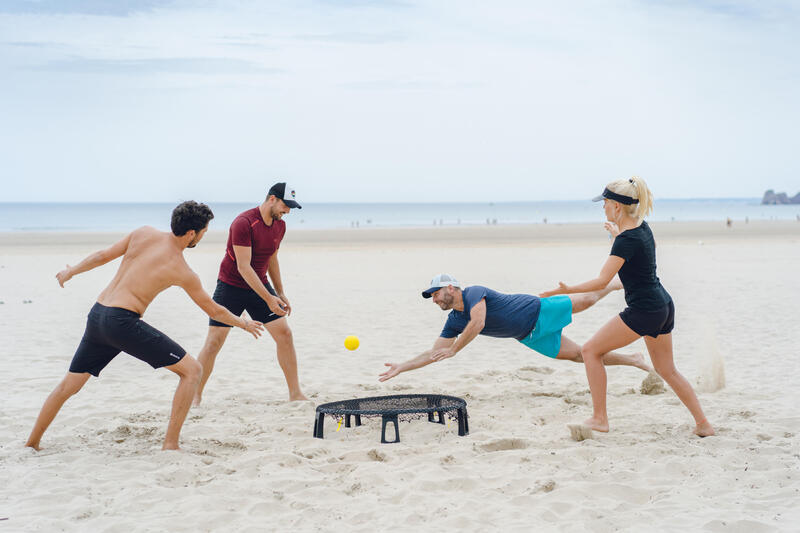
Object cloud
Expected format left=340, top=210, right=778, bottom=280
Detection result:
left=23, top=56, right=283, bottom=75
left=0, top=0, right=175, bottom=17
left=293, top=31, right=407, bottom=44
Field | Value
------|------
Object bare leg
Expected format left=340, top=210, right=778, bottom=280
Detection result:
left=25, top=372, right=91, bottom=450
left=644, top=334, right=715, bottom=437
left=163, top=355, right=202, bottom=450
left=555, top=336, right=651, bottom=372
left=193, top=326, right=231, bottom=407
left=580, top=316, right=641, bottom=432
left=567, top=278, right=622, bottom=315
left=265, top=318, right=307, bottom=401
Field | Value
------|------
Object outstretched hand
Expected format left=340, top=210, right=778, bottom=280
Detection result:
left=241, top=319, right=264, bottom=339
left=539, top=282, right=569, bottom=298
left=379, top=363, right=401, bottom=382
left=56, top=265, right=73, bottom=287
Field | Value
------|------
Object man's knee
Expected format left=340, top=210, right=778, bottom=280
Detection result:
left=270, top=324, right=294, bottom=345
left=57, top=373, right=88, bottom=397
left=180, top=356, right=203, bottom=382
left=203, top=327, right=229, bottom=352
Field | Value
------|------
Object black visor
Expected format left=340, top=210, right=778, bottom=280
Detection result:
left=592, top=187, right=639, bottom=205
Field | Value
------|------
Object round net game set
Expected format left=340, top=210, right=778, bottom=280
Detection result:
left=313, top=394, right=469, bottom=443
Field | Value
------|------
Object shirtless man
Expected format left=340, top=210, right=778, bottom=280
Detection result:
left=379, top=274, right=652, bottom=382
left=25, top=201, right=263, bottom=451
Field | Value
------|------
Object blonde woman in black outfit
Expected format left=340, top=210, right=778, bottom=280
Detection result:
left=541, top=177, right=714, bottom=437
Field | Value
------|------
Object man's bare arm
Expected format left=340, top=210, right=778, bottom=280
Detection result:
left=430, top=298, right=487, bottom=362
left=379, top=337, right=456, bottom=382
left=232, top=244, right=287, bottom=317
left=267, top=253, right=291, bottom=315
left=56, top=232, right=133, bottom=287
left=180, top=271, right=264, bottom=338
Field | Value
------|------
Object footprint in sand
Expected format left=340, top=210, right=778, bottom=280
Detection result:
left=477, top=438, right=530, bottom=452
left=640, top=372, right=665, bottom=395
left=567, top=424, right=593, bottom=442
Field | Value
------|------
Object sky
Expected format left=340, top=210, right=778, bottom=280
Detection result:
left=1, top=0, right=799, bottom=203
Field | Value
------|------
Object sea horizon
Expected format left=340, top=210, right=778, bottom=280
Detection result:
left=1, top=198, right=798, bottom=232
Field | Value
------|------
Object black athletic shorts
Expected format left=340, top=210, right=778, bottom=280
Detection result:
left=69, top=303, right=187, bottom=377
left=619, top=299, right=675, bottom=338
left=209, top=279, right=283, bottom=327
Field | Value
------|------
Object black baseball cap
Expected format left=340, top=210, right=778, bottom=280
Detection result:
left=268, top=182, right=302, bottom=209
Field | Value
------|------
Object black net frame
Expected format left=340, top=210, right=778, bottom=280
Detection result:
left=313, top=394, right=469, bottom=444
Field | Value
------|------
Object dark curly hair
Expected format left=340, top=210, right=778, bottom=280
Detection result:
left=171, top=201, right=214, bottom=236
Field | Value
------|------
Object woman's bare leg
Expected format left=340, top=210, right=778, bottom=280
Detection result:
left=644, top=334, right=715, bottom=437
left=580, top=316, right=641, bottom=432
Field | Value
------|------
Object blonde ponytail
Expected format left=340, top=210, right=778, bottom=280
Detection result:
left=606, top=175, right=654, bottom=222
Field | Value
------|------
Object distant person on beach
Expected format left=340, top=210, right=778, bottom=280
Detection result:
left=378, top=274, right=653, bottom=382
left=25, top=201, right=263, bottom=451
left=540, top=176, right=715, bottom=437
left=193, top=182, right=307, bottom=406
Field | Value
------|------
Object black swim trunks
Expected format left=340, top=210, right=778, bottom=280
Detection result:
left=208, top=279, right=284, bottom=327
left=619, top=299, right=675, bottom=338
left=69, top=303, right=187, bottom=377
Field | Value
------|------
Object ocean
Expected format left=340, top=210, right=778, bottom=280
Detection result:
left=0, top=199, right=798, bottom=232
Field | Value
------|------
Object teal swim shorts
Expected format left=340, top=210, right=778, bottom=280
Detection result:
left=517, top=295, right=573, bottom=358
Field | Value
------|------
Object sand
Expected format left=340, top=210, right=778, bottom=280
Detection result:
left=1, top=220, right=799, bottom=532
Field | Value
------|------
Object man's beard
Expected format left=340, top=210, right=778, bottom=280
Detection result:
left=271, top=208, right=284, bottom=221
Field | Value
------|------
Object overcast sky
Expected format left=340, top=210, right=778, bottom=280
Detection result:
left=1, top=0, right=798, bottom=203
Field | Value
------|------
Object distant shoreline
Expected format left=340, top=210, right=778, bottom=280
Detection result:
left=1, top=220, right=797, bottom=249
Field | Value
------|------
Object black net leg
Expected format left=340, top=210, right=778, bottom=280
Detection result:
left=313, top=412, right=325, bottom=439
left=457, top=407, right=469, bottom=436
left=355, top=415, right=362, bottom=426
left=428, top=411, right=445, bottom=425
left=381, top=414, right=400, bottom=443
left=345, top=414, right=352, bottom=428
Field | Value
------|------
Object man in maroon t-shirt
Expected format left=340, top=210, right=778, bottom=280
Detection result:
left=193, top=183, right=308, bottom=405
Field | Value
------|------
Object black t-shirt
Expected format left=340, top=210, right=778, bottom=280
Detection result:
left=610, top=221, right=671, bottom=310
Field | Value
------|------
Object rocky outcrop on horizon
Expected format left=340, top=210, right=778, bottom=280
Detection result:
left=762, top=189, right=800, bottom=204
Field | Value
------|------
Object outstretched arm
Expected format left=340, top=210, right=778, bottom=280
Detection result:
left=180, top=271, right=264, bottom=338
left=539, top=255, right=625, bottom=297
left=379, top=336, right=456, bottom=382
left=56, top=232, right=132, bottom=287
left=430, top=298, right=486, bottom=361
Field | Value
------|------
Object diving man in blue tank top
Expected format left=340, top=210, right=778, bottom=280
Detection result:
left=379, top=274, right=653, bottom=382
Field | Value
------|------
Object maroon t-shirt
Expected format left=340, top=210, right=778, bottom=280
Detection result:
left=218, top=208, right=286, bottom=289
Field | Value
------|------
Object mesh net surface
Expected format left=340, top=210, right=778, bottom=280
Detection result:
left=316, top=394, right=466, bottom=419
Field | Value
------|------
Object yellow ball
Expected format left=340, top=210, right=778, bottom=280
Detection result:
left=344, top=335, right=360, bottom=351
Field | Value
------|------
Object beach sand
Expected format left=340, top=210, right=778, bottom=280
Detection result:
left=1, top=221, right=799, bottom=532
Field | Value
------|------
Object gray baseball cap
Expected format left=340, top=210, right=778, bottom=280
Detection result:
left=422, top=274, right=461, bottom=298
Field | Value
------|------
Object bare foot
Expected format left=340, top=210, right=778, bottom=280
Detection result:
left=583, top=416, right=609, bottom=432
left=694, top=421, right=715, bottom=437
left=24, top=441, right=41, bottom=451
left=567, top=423, right=593, bottom=441
left=192, top=395, right=202, bottom=408
left=162, top=442, right=181, bottom=451
left=290, top=392, right=309, bottom=401
left=632, top=352, right=652, bottom=372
